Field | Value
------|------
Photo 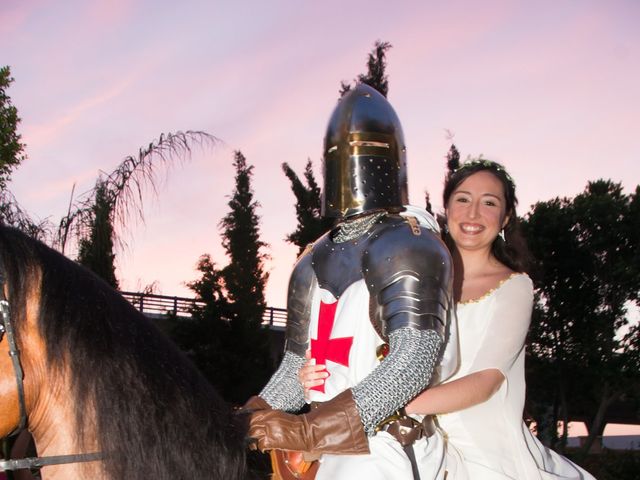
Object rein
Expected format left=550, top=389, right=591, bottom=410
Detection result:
left=0, top=274, right=27, bottom=435
left=0, top=272, right=103, bottom=472
left=0, top=452, right=103, bottom=472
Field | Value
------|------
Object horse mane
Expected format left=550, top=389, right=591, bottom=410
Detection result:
left=0, top=226, right=251, bottom=479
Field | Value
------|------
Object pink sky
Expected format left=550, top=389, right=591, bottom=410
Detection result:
left=2, top=0, right=639, bottom=312
left=2, top=0, right=639, bottom=439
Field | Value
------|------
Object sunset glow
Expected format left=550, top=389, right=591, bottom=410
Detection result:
left=2, top=0, right=638, bottom=310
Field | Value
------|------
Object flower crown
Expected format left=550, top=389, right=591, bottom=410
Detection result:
left=453, top=157, right=516, bottom=189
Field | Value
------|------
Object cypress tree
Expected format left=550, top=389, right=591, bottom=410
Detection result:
left=219, top=151, right=270, bottom=327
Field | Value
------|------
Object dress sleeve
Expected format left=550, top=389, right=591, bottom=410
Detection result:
left=470, top=274, right=534, bottom=377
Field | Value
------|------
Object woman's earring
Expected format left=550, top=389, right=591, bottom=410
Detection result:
left=499, top=229, right=506, bottom=242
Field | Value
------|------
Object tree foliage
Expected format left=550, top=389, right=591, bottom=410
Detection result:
left=282, top=160, right=333, bottom=255
left=76, top=180, right=118, bottom=287
left=340, top=40, right=392, bottom=97
left=0, top=188, right=50, bottom=240
left=428, top=143, right=460, bottom=215
left=169, top=255, right=236, bottom=398
left=523, top=180, right=640, bottom=455
left=219, top=151, right=270, bottom=327
left=173, top=152, right=273, bottom=403
left=187, top=254, right=230, bottom=317
left=445, top=143, right=460, bottom=177
left=59, top=131, right=217, bottom=284
left=0, top=66, right=26, bottom=190
left=174, top=255, right=272, bottom=404
left=216, top=150, right=273, bottom=400
left=0, top=65, right=47, bottom=237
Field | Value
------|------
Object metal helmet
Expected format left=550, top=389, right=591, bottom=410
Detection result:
left=321, top=83, right=408, bottom=218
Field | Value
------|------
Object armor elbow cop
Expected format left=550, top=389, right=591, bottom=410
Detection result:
left=364, top=218, right=452, bottom=340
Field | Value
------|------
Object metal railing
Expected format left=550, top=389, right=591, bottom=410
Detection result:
left=120, top=291, right=287, bottom=329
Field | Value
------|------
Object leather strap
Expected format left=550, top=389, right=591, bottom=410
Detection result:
left=403, top=443, right=421, bottom=480
left=404, top=215, right=422, bottom=236
left=383, top=415, right=425, bottom=447
left=0, top=277, right=27, bottom=436
left=377, top=412, right=436, bottom=445
left=377, top=411, right=436, bottom=480
left=0, top=452, right=103, bottom=472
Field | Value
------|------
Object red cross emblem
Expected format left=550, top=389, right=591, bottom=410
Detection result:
left=309, top=300, right=354, bottom=393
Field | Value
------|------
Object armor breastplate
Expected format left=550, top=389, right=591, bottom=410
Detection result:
left=285, top=213, right=451, bottom=357
left=311, top=217, right=398, bottom=299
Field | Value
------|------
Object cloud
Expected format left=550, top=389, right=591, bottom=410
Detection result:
left=23, top=77, right=134, bottom=149
left=0, top=0, right=46, bottom=37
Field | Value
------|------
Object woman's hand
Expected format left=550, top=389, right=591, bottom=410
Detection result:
left=298, top=350, right=329, bottom=398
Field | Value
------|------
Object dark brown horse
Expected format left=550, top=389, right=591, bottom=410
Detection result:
left=0, top=225, right=250, bottom=479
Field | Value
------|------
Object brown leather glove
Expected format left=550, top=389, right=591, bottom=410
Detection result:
left=248, top=389, right=370, bottom=455
left=242, top=395, right=272, bottom=412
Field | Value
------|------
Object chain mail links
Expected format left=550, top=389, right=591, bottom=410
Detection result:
left=333, top=211, right=387, bottom=243
left=260, top=350, right=307, bottom=412
left=352, top=327, right=442, bottom=435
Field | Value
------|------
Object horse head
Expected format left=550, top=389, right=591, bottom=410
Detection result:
left=0, top=248, right=45, bottom=440
left=0, top=226, right=251, bottom=479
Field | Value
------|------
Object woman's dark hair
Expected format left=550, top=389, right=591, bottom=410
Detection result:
left=442, top=158, right=531, bottom=273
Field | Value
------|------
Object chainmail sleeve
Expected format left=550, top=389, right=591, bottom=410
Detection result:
left=259, top=350, right=307, bottom=412
left=352, top=327, right=442, bottom=434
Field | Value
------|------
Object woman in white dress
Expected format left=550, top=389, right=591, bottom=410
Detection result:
left=301, top=159, right=596, bottom=479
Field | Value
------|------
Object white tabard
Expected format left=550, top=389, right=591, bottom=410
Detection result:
left=307, top=280, right=448, bottom=480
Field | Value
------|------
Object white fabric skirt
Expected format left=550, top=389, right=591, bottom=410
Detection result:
left=316, top=430, right=446, bottom=480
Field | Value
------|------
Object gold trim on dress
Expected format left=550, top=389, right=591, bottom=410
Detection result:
left=458, top=272, right=525, bottom=306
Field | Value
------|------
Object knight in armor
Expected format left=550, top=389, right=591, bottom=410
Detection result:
left=246, top=84, right=453, bottom=479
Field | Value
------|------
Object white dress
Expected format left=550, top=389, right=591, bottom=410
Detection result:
left=438, top=274, right=596, bottom=479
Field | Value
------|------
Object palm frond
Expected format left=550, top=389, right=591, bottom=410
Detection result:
left=0, top=188, right=52, bottom=241
left=57, top=130, right=219, bottom=253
